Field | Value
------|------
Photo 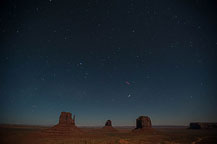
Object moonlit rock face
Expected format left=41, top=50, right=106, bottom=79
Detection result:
left=136, top=116, right=152, bottom=129
left=59, top=112, right=75, bottom=125
left=42, top=112, right=83, bottom=136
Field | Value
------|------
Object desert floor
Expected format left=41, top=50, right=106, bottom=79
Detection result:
left=0, top=125, right=217, bottom=144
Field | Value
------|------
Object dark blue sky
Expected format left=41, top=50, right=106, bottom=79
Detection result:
left=0, top=0, right=217, bottom=126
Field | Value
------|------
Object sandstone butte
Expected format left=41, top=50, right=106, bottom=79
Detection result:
left=102, top=120, right=118, bottom=132
left=42, top=112, right=83, bottom=136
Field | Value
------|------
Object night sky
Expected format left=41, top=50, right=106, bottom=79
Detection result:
left=0, top=0, right=217, bottom=126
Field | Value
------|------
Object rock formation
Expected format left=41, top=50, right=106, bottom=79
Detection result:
left=59, top=112, right=75, bottom=125
left=42, top=112, right=83, bottom=136
left=189, top=122, right=217, bottom=129
left=102, top=120, right=117, bottom=132
left=132, top=116, right=155, bottom=134
left=135, top=116, right=152, bottom=129
left=105, top=120, right=112, bottom=126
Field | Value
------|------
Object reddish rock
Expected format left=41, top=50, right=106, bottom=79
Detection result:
left=189, top=122, right=217, bottom=129
left=42, top=112, right=83, bottom=137
left=59, top=112, right=75, bottom=125
left=102, top=120, right=117, bottom=132
left=132, top=116, right=155, bottom=134
left=136, top=116, right=152, bottom=129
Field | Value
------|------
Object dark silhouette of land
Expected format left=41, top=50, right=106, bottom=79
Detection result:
left=0, top=112, right=217, bottom=144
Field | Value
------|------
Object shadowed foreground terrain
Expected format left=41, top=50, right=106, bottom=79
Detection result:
left=0, top=125, right=217, bottom=144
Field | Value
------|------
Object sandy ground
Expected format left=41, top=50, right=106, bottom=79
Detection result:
left=0, top=125, right=217, bottom=144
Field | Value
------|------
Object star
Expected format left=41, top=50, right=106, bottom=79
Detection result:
left=125, top=81, right=130, bottom=85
